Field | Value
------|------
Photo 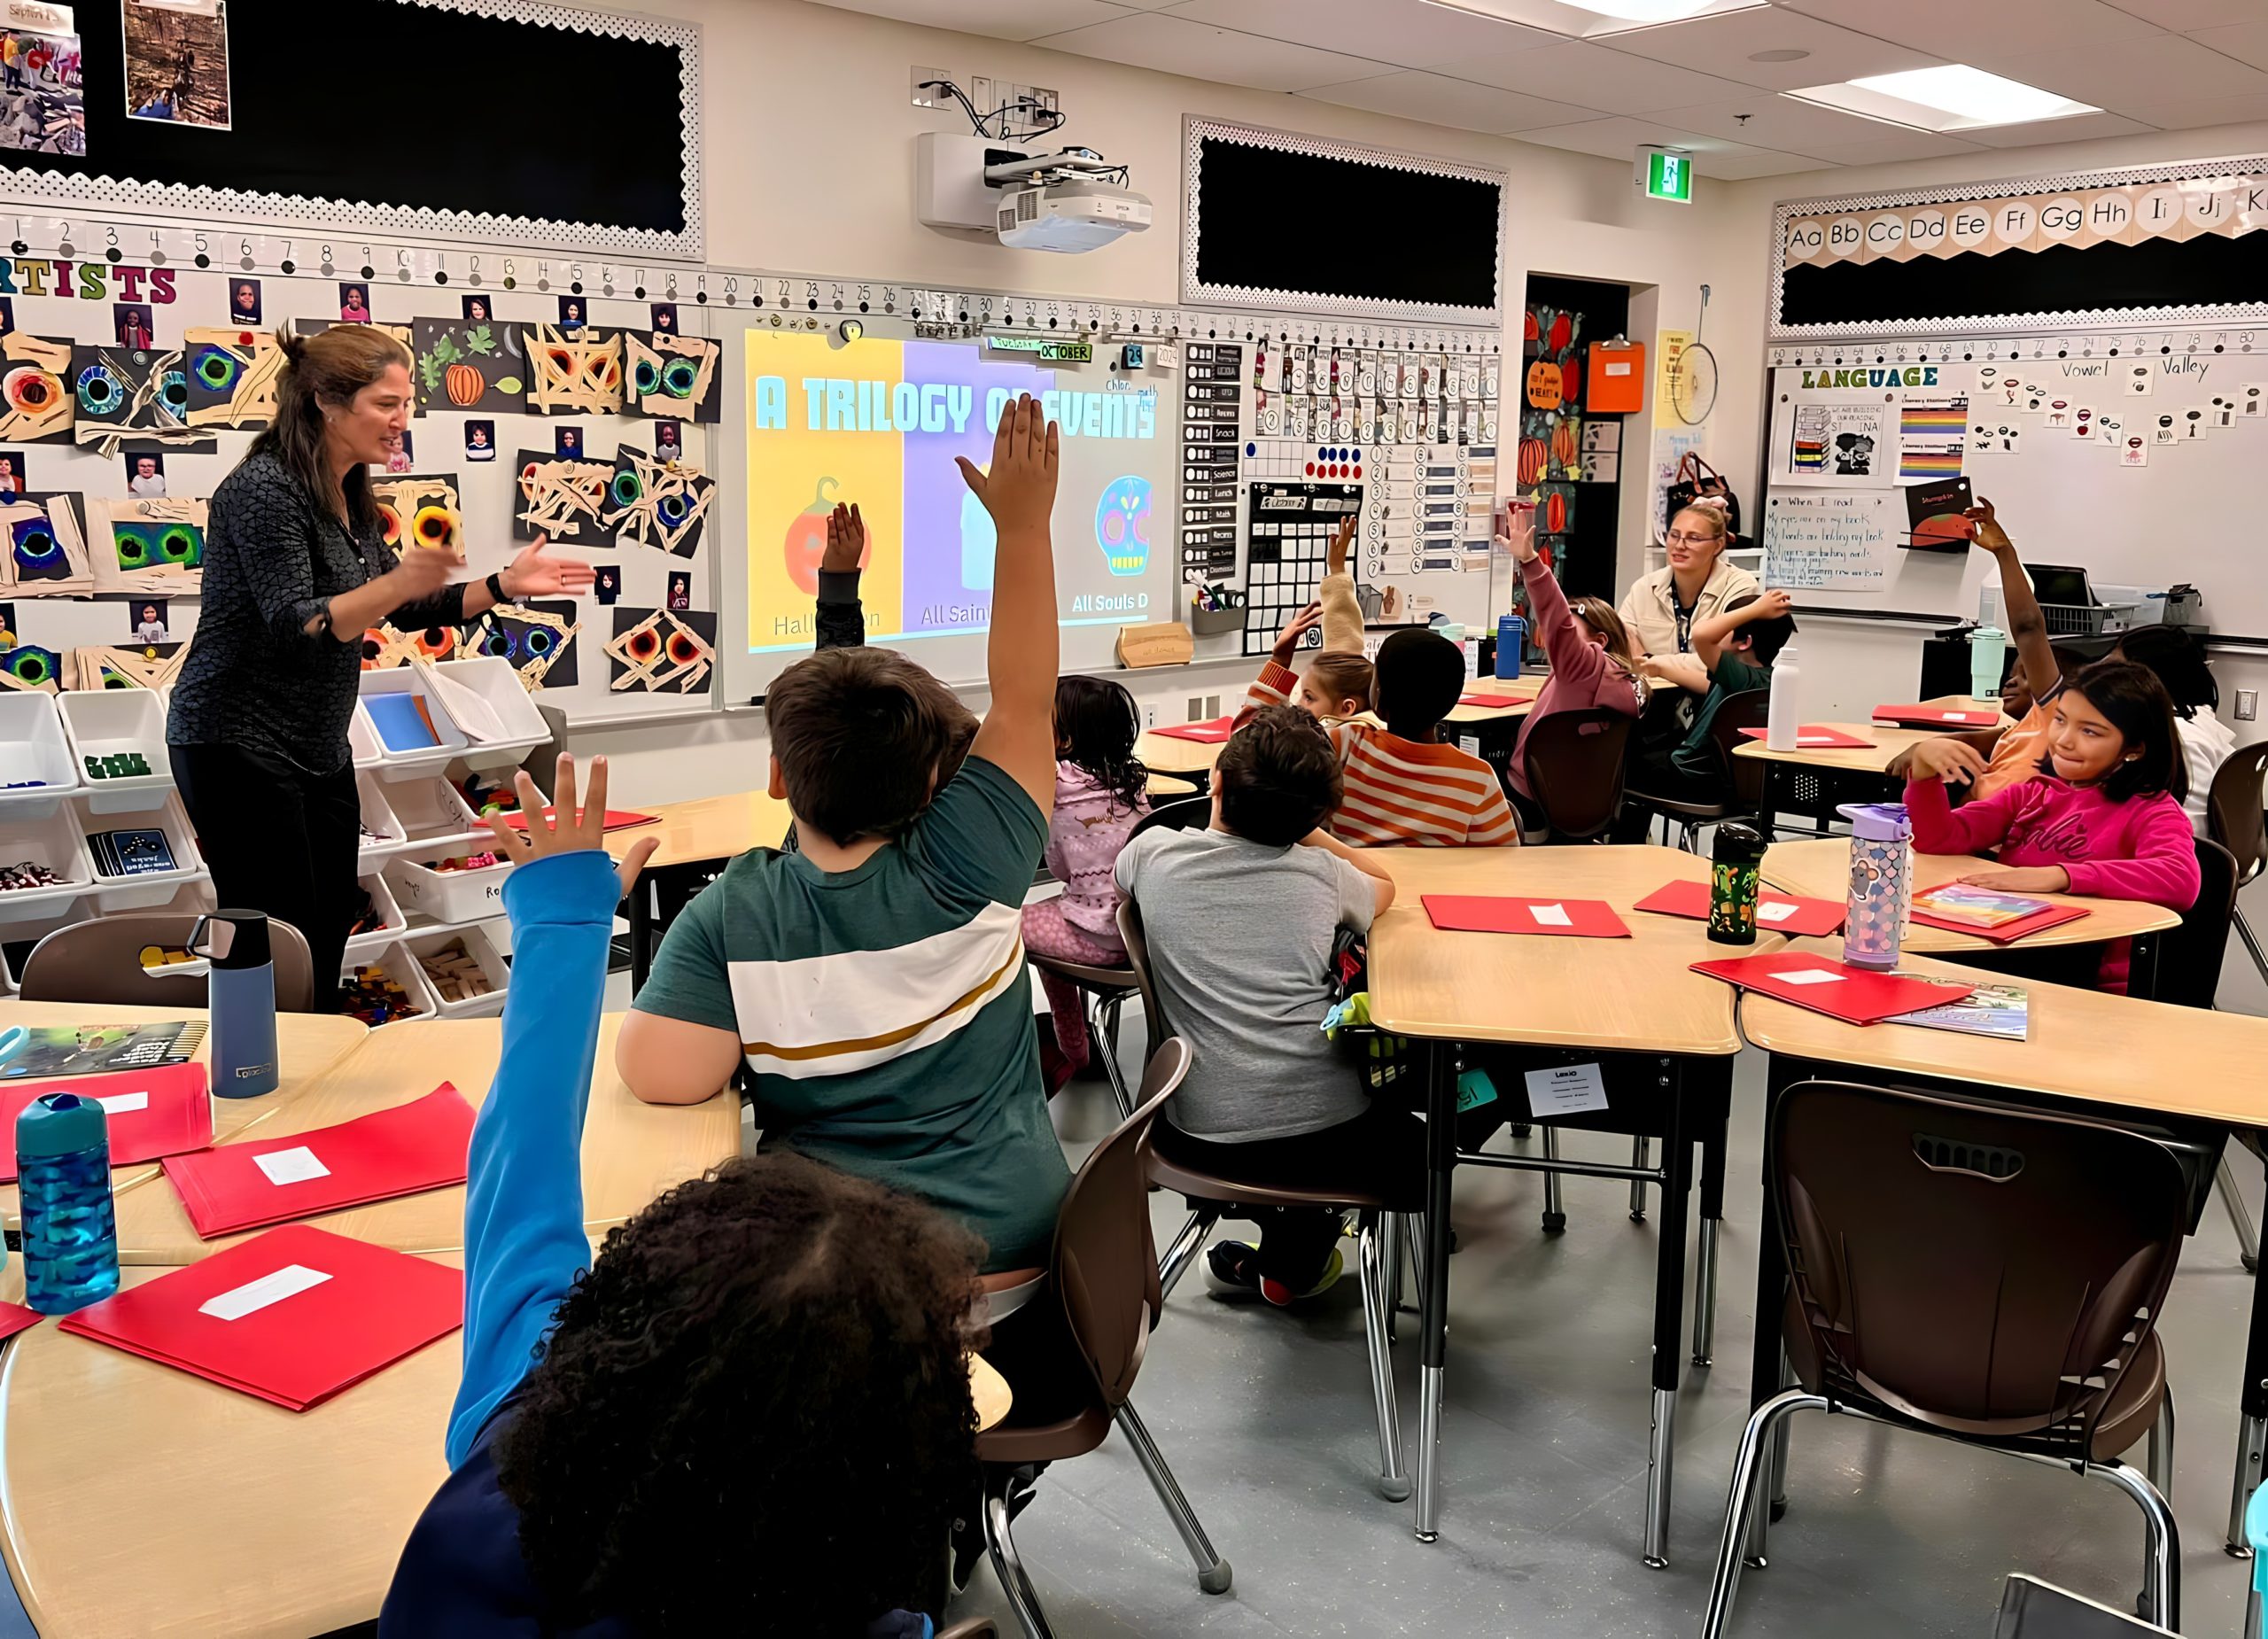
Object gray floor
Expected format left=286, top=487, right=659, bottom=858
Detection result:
left=937, top=918, right=2268, bottom=1639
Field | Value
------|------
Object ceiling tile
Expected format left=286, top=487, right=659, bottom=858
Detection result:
left=806, top=0, right=1138, bottom=39
left=1694, top=146, right=1833, bottom=179
left=1161, top=0, right=1557, bottom=70
left=1985, top=33, right=2268, bottom=111
left=2101, top=0, right=2267, bottom=27
left=1602, top=9, right=1943, bottom=90
left=1653, top=93, right=1916, bottom=149
left=1299, top=72, right=1598, bottom=134
left=1029, top=12, right=1397, bottom=90
left=1954, top=110, right=2159, bottom=146
left=1442, top=39, right=1758, bottom=113
left=1793, top=129, right=1993, bottom=166
left=1511, top=114, right=1793, bottom=175
left=2116, top=87, right=2268, bottom=127
left=1775, top=0, right=2163, bottom=60
left=2188, top=21, right=2268, bottom=73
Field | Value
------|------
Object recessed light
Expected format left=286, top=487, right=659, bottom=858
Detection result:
left=1787, top=64, right=2098, bottom=131
left=1749, top=48, right=1809, bottom=64
left=1417, top=0, right=1767, bottom=35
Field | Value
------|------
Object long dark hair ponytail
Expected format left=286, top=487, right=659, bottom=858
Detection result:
left=1053, top=674, right=1147, bottom=812
left=247, top=323, right=410, bottom=538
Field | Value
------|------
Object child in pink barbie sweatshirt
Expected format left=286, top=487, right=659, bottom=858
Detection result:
left=1902, top=659, right=2199, bottom=994
left=1499, top=503, right=1646, bottom=827
left=1023, top=675, right=1151, bottom=1090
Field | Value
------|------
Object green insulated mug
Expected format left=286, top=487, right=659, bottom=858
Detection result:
left=1708, top=824, right=1767, bottom=945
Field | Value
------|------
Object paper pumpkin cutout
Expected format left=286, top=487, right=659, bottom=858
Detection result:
left=0, top=643, right=62, bottom=694
left=1525, top=360, right=1562, bottom=411
left=600, top=447, right=713, bottom=556
left=465, top=600, right=579, bottom=691
left=0, top=493, right=92, bottom=596
left=0, top=332, right=74, bottom=442
left=606, top=607, right=713, bottom=695
left=72, top=642, right=185, bottom=691
left=523, top=323, right=624, bottom=416
left=359, top=620, right=460, bottom=671
left=513, top=451, right=610, bottom=543
left=89, top=496, right=206, bottom=596
left=184, top=329, right=284, bottom=430
left=70, top=343, right=205, bottom=455
left=625, top=331, right=718, bottom=422
left=410, top=318, right=526, bottom=416
left=370, top=474, right=463, bottom=555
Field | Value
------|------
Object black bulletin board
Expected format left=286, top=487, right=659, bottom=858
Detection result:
left=4, top=0, right=701, bottom=259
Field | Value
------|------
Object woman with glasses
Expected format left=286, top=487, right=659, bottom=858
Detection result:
left=1618, top=499, right=1759, bottom=694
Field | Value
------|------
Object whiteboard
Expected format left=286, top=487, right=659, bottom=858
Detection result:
left=1759, top=332, right=2268, bottom=638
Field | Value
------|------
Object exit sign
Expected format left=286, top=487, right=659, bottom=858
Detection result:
left=1639, top=146, right=1695, bottom=205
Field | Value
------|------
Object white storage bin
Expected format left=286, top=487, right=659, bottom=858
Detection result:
left=82, top=794, right=206, bottom=912
left=339, top=939, right=442, bottom=1028
left=343, top=871, right=408, bottom=957
left=56, top=689, right=170, bottom=812
left=0, top=693, right=80, bottom=811
left=389, top=776, right=482, bottom=850
left=360, top=668, right=470, bottom=779
left=427, top=656, right=547, bottom=771
left=407, top=921, right=509, bottom=1018
left=349, top=700, right=384, bottom=769
left=0, top=804, right=96, bottom=922
left=356, top=772, right=407, bottom=863
left=386, top=852, right=513, bottom=925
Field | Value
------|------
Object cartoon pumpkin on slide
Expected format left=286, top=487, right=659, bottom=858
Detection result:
left=781, top=476, right=869, bottom=594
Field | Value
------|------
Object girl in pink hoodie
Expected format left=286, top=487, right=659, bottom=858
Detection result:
left=1902, top=658, right=2199, bottom=994
left=1500, top=503, right=1646, bottom=827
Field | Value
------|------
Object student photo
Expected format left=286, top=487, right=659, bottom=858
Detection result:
left=653, top=418, right=682, bottom=462
left=0, top=452, right=23, bottom=496
left=338, top=282, right=371, bottom=323
left=230, top=278, right=261, bottom=326
left=113, top=302, right=154, bottom=349
left=132, top=600, right=168, bottom=644
left=557, top=295, right=584, bottom=332
left=594, top=563, right=619, bottom=604
left=462, top=419, right=495, bottom=462
left=650, top=301, right=678, bottom=334
left=461, top=293, right=491, bottom=324
left=555, top=426, right=582, bottom=461
left=385, top=428, right=414, bottom=475
left=125, top=451, right=166, bottom=497
left=667, top=570, right=691, bottom=611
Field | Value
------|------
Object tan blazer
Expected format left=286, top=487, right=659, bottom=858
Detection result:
left=1617, top=557, right=1760, bottom=658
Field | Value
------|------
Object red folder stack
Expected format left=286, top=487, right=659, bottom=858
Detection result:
left=1631, top=878, right=1847, bottom=937
left=0, top=1063, right=211, bottom=1182
left=60, top=1225, right=463, bottom=1410
left=502, top=807, right=657, bottom=833
left=1736, top=726, right=1876, bottom=749
left=161, top=1084, right=477, bottom=1239
left=1422, top=896, right=1631, bottom=938
left=1149, top=718, right=1235, bottom=743
left=1872, top=703, right=2002, bottom=730
left=1690, top=950, right=1974, bottom=1022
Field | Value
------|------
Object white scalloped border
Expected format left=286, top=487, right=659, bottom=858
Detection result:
left=0, top=0, right=703, bottom=261
left=1181, top=116, right=1504, bottom=328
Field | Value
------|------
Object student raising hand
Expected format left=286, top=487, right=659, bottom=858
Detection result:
left=1327, top=513, right=1355, bottom=579
left=1495, top=501, right=1540, bottom=565
left=483, top=753, right=658, bottom=898
left=957, top=392, right=1060, bottom=535
left=820, top=500, right=868, bottom=575
left=959, top=393, right=1063, bottom=814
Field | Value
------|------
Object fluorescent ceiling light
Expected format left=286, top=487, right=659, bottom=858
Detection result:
left=1418, top=0, right=1766, bottom=35
left=1787, top=65, right=2098, bottom=132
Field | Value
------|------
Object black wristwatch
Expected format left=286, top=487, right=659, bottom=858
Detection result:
left=485, top=571, right=508, bottom=606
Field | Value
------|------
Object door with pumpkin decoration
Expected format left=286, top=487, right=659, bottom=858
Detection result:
left=1517, top=276, right=1629, bottom=610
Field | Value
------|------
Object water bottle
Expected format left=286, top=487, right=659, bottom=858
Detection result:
left=1495, top=612, right=1525, bottom=680
left=1840, top=803, right=1913, bottom=971
left=190, top=910, right=280, bottom=1099
left=1969, top=623, right=2007, bottom=701
left=1708, top=823, right=1767, bottom=945
left=1765, top=641, right=1802, bottom=751
left=18, top=1093, right=118, bottom=1314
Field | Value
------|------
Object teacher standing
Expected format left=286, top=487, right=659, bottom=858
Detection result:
left=168, top=324, right=593, bottom=998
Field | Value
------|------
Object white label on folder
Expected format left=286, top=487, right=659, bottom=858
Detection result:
left=1757, top=902, right=1799, bottom=924
left=198, top=1263, right=332, bottom=1322
left=1604, top=361, right=1632, bottom=376
left=1797, top=735, right=1833, bottom=745
left=1529, top=903, right=1573, bottom=927
left=1770, top=969, right=1845, bottom=986
left=1941, top=712, right=1969, bottom=720
left=254, top=1146, right=330, bottom=1186
left=1526, top=1062, right=1608, bottom=1115
left=95, top=1091, right=149, bottom=1115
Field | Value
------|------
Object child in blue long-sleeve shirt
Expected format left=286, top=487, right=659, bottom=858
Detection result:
left=381, top=755, right=989, bottom=1638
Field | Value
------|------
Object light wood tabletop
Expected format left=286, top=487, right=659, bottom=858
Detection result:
left=109, top=1013, right=742, bottom=1264
left=1446, top=674, right=1542, bottom=725
left=1759, top=838, right=2180, bottom=954
left=1363, top=843, right=1781, bottom=1054
left=1136, top=726, right=1230, bottom=775
left=1145, top=771, right=1200, bottom=800
left=1730, top=720, right=1938, bottom=775
left=1738, top=940, right=2268, bottom=1130
left=0, top=1002, right=369, bottom=1230
left=635, top=788, right=795, bottom=872
left=971, top=1351, right=1012, bottom=1433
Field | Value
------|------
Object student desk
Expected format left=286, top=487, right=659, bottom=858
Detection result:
left=0, top=1256, right=1010, bottom=1639
left=1730, top=697, right=2011, bottom=833
left=1136, top=727, right=1229, bottom=778
left=1366, top=843, right=1775, bottom=1565
left=1736, top=943, right=2268, bottom=1566
left=1445, top=672, right=1545, bottom=725
left=624, top=788, right=796, bottom=988
left=0, top=1002, right=370, bottom=1231
left=106, top=1014, right=742, bottom=1264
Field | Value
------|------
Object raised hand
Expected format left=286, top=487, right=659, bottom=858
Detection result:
left=956, top=392, right=1060, bottom=537
left=1495, top=501, right=1539, bottom=565
left=1963, top=497, right=2012, bottom=555
left=1327, top=515, right=1355, bottom=578
left=502, top=534, right=597, bottom=598
left=484, top=752, right=658, bottom=901
left=821, top=501, right=868, bottom=575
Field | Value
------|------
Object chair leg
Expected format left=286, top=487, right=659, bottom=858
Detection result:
left=1112, top=1400, right=1234, bottom=1596
left=1356, top=1213, right=1411, bottom=1501
left=1542, top=1126, right=1566, bottom=1233
left=1700, top=1389, right=1828, bottom=1639
left=1747, top=1346, right=1795, bottom=1566
left=1629, top=1135, right=1651, bottom=1221
left=2237, top=907, right=2268, bottom=990
left=2220, top=1152, right=2261, bottom=1274
left=984, top=1476, right=1060, bottom=1639
left=1157, top=1208, right=1220, bottom=1301
left=1406, top=1211, right=1429, bottom=1312
left=1691, top=1215, right=1720, bottom=1368
left=1383, top=1210, right=1402, bottom=1340
left=2148, top=1386, right=2175, bottom=1501
left=1094, top=993, right=1133, bottom=1122
left=2228, top=1410, right=2266, bottom=1556
left=2087, top=1458, right=2180, bottom=1633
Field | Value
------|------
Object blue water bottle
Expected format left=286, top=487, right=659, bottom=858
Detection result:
left=1495, top=612, right=1525, bottom=679
left=191, top=910, right=280, bottom=1099
left=18, top=1093, right=118, bottom=1314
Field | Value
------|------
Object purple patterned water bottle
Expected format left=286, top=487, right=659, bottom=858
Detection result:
left=1839, top=803, right=1913, bottom=971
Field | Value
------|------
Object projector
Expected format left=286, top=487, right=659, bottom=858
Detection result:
left=995, top=178, right=1153, bottom=253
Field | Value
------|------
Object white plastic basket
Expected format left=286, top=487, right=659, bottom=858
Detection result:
left=359, top=668, right=470, bottom=780
left=348, top=699, right=384, bottom=769
left=426, top=656, right=547, bottom=772
left=339, top=939, right=442, bottom=1028
left=56, top=689, right=170, bottom=812
left=407, top=922, right=510, bottom=1018
left=343, top=872, right=408, bottom=958
left=389, top=776, right=483, bottom=851
left=0, top=804, right=95, bottom=923
left=386, top=852, right=513, bottom=925
left=356, top=772, right=407, bottom=863
left=82, top=793, right=206, bottom=912
left=0, top=692, right=80, bottom=811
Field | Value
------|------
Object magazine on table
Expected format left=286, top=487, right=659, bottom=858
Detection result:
left=1889, top=978, right=2030, bottom=1041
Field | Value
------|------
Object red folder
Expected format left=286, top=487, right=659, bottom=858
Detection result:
left=1691, top=951, right=1973, bottom=1022
left=59, top=1225, right=462, bottom=1411
left=1873, top=703, right=2001, bottom=730
left=502, top=807, right=656, bottom=833
left=1632, top=877, right=1847, bottom=937
left=1423, top=895, right=1631, bottom=938
left=160, top=1084, right=476, bottom=1239
left=1736, top=726, right=1876, bottom=749
left=0, top=1302, right=40, bottom=1348
left=1456, top=691, right=1524, bottom=709
left=1150, top=718, right=1234, bottom=743
left=1908, top=902, right=2092, bottom=944
left=0, top=1063, right=211, bottom=1183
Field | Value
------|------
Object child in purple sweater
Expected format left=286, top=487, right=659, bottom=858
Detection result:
left=1024, top=675, right=1151, bottom=1089
left=1902, top=659, right=2200, bottom=994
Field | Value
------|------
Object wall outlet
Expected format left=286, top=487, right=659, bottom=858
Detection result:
left=1205, top=694, right=1221, bottom=718
left=968, top=74, right=995, bottom=116
left=910, top=66, right=953, bottom=109
left=1031, top=86, right=1059, bottom=119
left=1187, top=697, right=1204, bottom=722
left=2240, top=689, right=2258, bottom=722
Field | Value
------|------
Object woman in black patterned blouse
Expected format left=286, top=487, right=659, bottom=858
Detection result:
left=169, top=324, right=593, bottom=997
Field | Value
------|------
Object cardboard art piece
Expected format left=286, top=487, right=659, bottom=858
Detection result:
left=370, top=473, right=463, bottom=555
left=522, top=323, right=623, bottom=416
left=625, top=331, right=718, bottom=422
left=0, top=644, right=63, bottom=693
left=606, top=607, right=713, bottom=695
left=410, top=318, right=527, bottom=416
left=0, top=332, right=74, bottom=442
left=70, top=344, right=210, bottom=455
left=359, top=621, right=458, bottom=672
left=0, top=493, right=92, bottom=596
left=599, top=447, right=713, bottom=556
left=89, top=497, right=206, bottom=596
left=72, top=641, right=187, bottom=691
left=464, top=600, right=579, bottom=691
left=183, top=328, right=283, bottom=430
left=513, top=451, right=608, bottom=543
